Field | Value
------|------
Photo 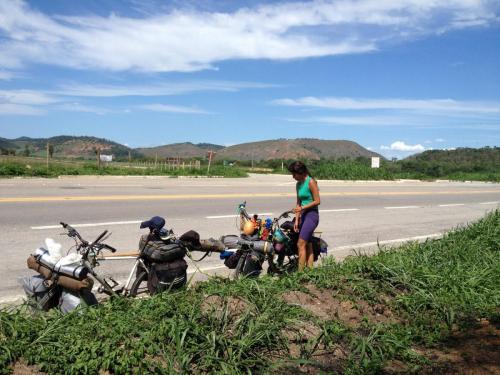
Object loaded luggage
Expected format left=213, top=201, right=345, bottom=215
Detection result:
left=23, top=239, right=97, bottom=313
left=138, top=221, right=189, bottom=295
left=139, top=234, right=186, bottom=263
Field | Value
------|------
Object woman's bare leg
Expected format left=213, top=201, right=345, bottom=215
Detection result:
left=306, top=242, right=314, bottom=268
left=297, top=238, right=307, bottom=271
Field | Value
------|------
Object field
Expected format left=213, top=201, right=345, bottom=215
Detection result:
left=1, top=210, right=498, bottom=374
left=0, top=156, right=247, bottom=178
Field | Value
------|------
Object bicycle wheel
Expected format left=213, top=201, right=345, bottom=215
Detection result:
left=129, top=270, right=149, bottom=297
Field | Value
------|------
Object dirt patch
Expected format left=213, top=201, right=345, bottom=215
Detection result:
left=11, top=359, right=45, bottom=375
left=275, top=347, right=348, bottom=374
left=386, top=319, right=500, bottom=375
left=201, top=295, right=251, bottom=319
left=281, top=284, right=396, bottom=328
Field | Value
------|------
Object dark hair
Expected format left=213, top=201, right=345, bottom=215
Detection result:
left=287, top=161, right=310, bottom=176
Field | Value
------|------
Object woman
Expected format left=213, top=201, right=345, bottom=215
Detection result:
left=288, top=161, right=320, bottom=271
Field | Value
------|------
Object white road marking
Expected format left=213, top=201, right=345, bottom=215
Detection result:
left=332, top=233, right=443, bottom=251
left=0, top=294, right=25, bottom=304
left=384, top=205, right=420, bottom=209
left=438, top=203, right=465, bottom=207
left=31, top=220, right=142, bottom=230
left=320, top=208, right=359, bottom=213
left=480, top=201, right=499, bottom=205
left=187, top=265, right=227, bottom=274
left=206, top=212, right=273, bottom=219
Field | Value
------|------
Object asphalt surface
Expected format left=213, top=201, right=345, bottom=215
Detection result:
left=1, top=174, right=499, bottom=302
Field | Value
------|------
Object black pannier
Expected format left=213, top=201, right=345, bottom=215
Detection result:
left=147, top=259, right=188, bottom=294
left=139, top=235, right=186, bottom=263
left=224, top=249, right=242, bottom=269
left=242, top=250, right=264, bottom=277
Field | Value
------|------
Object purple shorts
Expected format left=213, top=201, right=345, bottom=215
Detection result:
left=299, top=209, right=319, bottom=242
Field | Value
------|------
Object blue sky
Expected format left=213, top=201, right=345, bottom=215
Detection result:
left=0, top=0, right=499, bottom=158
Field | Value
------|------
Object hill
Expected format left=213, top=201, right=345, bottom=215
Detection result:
left=217, top=139, right=382, bottom=161
left=401, top=147, right=500, bottom=174
left=136, top=142, right=224, bottom=159
left=0, top=137, right=17, bottom=151
left=0, top=136, right=141, bottom=159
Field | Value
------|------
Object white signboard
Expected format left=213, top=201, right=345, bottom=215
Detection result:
left=371, top=157, right=380, bottom=168
left=100, top=154, right=113, bottom=162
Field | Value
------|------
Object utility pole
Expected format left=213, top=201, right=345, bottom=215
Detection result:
left=128, top=150, right=131, bottom=163
left=281, top=159, right=284, bottom=172
left=251, top=152, right=254, bottom=170
left=155, top=152, right=158, bottom=168
left=96, top=149, right=101, bottom=169
left=207, top=150, right=216, bottom=175
left=46, top=141, right=49, bottom=169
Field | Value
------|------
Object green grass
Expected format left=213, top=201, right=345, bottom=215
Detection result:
left=0, top=160, right=247, bottom=178
left=1, top=210, right=499, bottom=374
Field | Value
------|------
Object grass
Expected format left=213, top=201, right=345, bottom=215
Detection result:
left=1, top=210, right=499, bottom=374
left=0, top=159, right=247, bottom=178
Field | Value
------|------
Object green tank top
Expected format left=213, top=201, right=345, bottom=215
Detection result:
left=296, top=175, right=314, bottom=206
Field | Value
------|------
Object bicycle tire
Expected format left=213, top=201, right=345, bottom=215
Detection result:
left=129, top=270, right=149, bottom=297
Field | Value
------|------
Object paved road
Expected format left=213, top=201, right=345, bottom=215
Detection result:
left=1, top=174, right=498, bottom=302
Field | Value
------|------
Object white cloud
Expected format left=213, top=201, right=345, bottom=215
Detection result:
left=273, top=97, right=500, bottom=113
left=0, top=0, right=497, bottom=73
left=0, top=103, right=45, bottom=115
left=137, top=103, right=212, bottom=114
left=0, top=89, right=57, bottom=115
left=55, top=102, right=111, bottom=115
left=0, top=70, right=20, bottom=80
left=285, top=115, right=413, bottom=126
left=54, top=81, right=277, bottom=97
left=380, top=141, right=425, bottom=152
left=0, top=89, right=58, bottom=105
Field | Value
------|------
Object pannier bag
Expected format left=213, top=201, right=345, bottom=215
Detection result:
left=139, top=235, right=186, bottom=263
left=224, top=249, right=242, bottom=269
left=242, top=250, right=264, bottom=277
left=311, top=237, right=328, bottom=261
left=22, top=275, right=60, bottom=311
left=59, top=289, right=98, bottom=314
left=147, top=259, right=188, bottom=295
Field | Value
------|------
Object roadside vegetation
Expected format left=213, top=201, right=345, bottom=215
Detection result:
left=0, top=157, right=247, bottom=178
left=1, top=146, right=499, bottom=181
left=1, top=210, right=498, bottom=374
left=255, top=147, right=499, bottom=182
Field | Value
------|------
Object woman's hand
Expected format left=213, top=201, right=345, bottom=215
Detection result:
left=293, top=205, right=302, bottom=214
left=294, top=220, right=300, bottom=233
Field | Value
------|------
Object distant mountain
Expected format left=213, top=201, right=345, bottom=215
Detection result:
left=216, top=139, right=382, bottom=161
left=0, top=136, right=141, bottom=159
left=0, top=137, right=18, bottom=150
left=136, top=142, right=224, bottom=159
left=1, top=136, right=381, bottom=161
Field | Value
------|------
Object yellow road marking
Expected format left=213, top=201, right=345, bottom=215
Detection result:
left=0, top=190, right=499, bottom=203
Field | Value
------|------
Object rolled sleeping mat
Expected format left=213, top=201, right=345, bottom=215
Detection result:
left=220, top=235, right=239, bottom=249
left=34, top=248, right=88, bottom=280
left=251, top=241, right=274, bottom=254
left=236, top=239, right=274, bottom=254
left=27, top=255, right=93, bottom=291
left=199, top=238, right=225, bottom=252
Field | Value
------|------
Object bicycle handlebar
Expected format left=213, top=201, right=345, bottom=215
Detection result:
left=91, top=230, right=108, bottom=246
left=60, top=222, right=116, bottom=252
